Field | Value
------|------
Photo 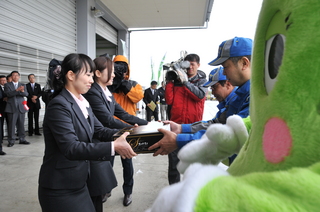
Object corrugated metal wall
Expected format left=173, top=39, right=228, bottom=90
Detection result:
left=96, top=17, right=117, bottom=45
left=0, top=0, right=77, bottom=134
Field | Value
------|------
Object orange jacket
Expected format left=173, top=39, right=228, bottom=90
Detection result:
left=113, top=81, right=144, bottom=116
left=112, top=55, right=144, bottom=116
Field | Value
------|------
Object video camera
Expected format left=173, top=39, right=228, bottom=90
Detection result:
left=163, top=50, right=190, bottom=83
left=44, top=58, right=62, bottom=90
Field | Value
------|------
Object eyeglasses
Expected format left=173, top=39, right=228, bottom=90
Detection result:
left=211, top=82, right=220, bottom=91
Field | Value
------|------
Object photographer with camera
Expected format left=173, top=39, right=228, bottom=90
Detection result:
left=107, top=55, right=144, bottom=206
left=164, top=53, right=207, bottom=184
left=41, top=59, right=62, bottom=108
left=108, top=55, right=144, bottom=116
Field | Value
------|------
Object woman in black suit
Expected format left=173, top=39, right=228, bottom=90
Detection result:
left=84, top=56, right=148, bottom=206
left=38, top=53, right=136, bottom=212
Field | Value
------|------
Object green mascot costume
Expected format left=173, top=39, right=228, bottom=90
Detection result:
left=147, top=0, right=320, bottom=211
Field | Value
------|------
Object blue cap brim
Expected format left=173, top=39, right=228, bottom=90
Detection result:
left=208, top=57, right=229, bottom=66
left=203, top=80, right=218, bottom=87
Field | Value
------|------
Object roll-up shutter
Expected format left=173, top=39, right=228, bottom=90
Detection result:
left=96, top=17, right=118, bottom=45
left=0, top=0, right=76, bottom=134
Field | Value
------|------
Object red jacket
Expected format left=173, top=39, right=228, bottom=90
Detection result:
left=165, top=70, right=207, bottom=124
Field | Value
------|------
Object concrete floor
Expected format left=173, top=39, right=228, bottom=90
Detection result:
left=0, top=134, right=170, bottom=212
left=0, top=101, right=218, bottom=212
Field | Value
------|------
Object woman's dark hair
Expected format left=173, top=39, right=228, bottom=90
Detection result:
left=93, top=56, right=113, bottom=82
left=52, top=53, right=95, bottom=97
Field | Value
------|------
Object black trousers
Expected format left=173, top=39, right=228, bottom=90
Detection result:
left=91, top=195, right=103, bottom=212
left=168, top=149, right=181, bottom=185
left=110, top=156, right=134, bottom=195
left=146, top=108, right=159, bottom=122
left=28, top=107, right=40, bottom=134
left=0, top=118, right=2, bottom=151
left=38, top=185, right=95, bottom=212
left=0, top=112, right=8, bottom=139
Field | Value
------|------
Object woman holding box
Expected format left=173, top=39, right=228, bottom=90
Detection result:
left=84, top=56, right=148, bottom=206
left=38, top=53, right=136, bottom=212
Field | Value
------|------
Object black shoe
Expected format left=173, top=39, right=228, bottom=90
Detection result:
left=0, top=151, right=6, bottom=155
left=102, top=192, right=111, bottom=203
left=28, top=133, right=33, bottom=136
left=35, top=133, right=42, bottom=136
left=7, top=142, right=14, bottom=147
left=123, top=194, right=132, bottom=206
left=19, top=140, right=30, bottom=145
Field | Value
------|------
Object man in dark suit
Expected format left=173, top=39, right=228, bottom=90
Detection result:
left=4, top=71, right=29, bottom=147
left=0, top=125, right=5, bottom=155
left=143, top=81, right=160, bottom=121
left=0, top=81, right=6, bottom=155
left=26, top=74, right=42, bottom=136
left=0, top=75, right=8, bottom=140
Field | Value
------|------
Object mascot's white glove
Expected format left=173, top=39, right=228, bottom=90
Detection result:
left=145, top=163, right=229, bottom=212
left=177, top=115, right=248, bottom=174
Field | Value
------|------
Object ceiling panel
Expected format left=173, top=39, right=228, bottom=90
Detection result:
left=99, top=0, right=212, bottom=29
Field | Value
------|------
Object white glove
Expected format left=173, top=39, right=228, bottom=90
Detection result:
left=177, top=115, right=248, bottom=174
left=145, top=163, right=229, bottom=212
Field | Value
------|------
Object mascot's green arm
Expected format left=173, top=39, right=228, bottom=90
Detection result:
left=195, top=162, right=320, bottom=212
left=242, top=116, right=252, bottom=133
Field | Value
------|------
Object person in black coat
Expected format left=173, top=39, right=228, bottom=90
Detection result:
left=158, top=81, right=169, bottom=121
left=41, top=59, right=62, bottom=108
left=0, top=75, right=8, bottom=140
left=26, top=74, right=42, bottom=136
left=0, top=79, right=5, bottom=155
left=143, top=81, right=160, bottom=121
left=38, top=53, right=136, bottom=212
left=84, top=56, right=148, bottom=207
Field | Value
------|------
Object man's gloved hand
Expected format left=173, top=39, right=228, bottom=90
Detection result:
left=145, top=163, right=229, bottom=212
left=119, top=80, right=133, bottom=95
left=177, top=115, right=248, bottom=174
left=165, top=70, right=178, bottom=82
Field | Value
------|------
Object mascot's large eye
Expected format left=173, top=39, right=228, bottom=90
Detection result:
left=264, top=34, right=285, bottom=94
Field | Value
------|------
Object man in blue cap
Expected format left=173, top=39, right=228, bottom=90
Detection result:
left=209, top=36, right=252, bottom=164
left=203, top=66, right=237, bottom=124
left=149, top=37, right=252, bottom=164
left=208, top=36, right=252, bottom=119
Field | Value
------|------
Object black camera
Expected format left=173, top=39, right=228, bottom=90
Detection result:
left=164, top=54, right=190, bottom=83
left=114, top=62, right=128, bottom=78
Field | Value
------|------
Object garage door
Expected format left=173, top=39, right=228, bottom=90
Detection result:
left=0, top=0, right=76, bottom=134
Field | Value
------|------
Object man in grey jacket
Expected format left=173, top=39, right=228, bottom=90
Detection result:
left=5, top=71, right=29, bottom=147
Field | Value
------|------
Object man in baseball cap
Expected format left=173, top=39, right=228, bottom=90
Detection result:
left=203, top=66, right=227, bottom=87
left=204, top=67, right=235, bottom=103
left=209, top=37, right=252, bottom=66
left=203, top=66, right=237, bottom=119
left=209, top=37, right=252, bottom=86
left=208, top=36, right=252, bottom=164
